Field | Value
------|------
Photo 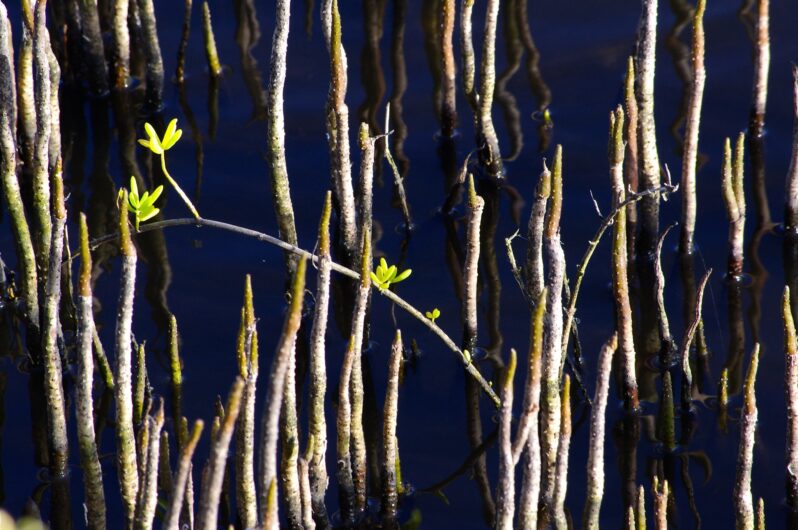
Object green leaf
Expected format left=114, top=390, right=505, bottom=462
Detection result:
left=393, top=269, right=412, bottom=283
left=147, top=185, right=164, bottom=205
left=129, top=176, right=139, bottom=200
left=140, top=208, right=160, bottom=222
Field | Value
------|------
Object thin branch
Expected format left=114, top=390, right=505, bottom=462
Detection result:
left=85, top=217, right=500, bottom=405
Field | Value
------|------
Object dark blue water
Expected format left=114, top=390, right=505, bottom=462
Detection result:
left=2, top=0, right=798, bottom=527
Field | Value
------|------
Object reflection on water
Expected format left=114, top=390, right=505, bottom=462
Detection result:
left=1, top=0, right=798, bottom=527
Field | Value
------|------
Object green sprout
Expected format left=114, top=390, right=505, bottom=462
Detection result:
left=138, top=118, right=200, bottom=220
left=425, top=308, right=441, bottom=324
left=371, top=257, right=412, bottom=291
left=118, top=176, right=163, bottom=231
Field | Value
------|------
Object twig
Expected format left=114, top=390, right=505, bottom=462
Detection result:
left=582, top=334, right=619, bottom=529
left=280, top=337, right=303, bottom=528
left=309, top=194, right=332, bottom=525
left=786, top=66, right=798, bottom=231
left=785, top=286, right=798, bottom=510
left=258, top=258, right=307, bottom=527
left=325, top=0, right=357, bottom=259
left=348, top=231, right=372, bottom=517
left=721, top=134, right=746, bottom=277
left=75, top=214, right=106, bottom=530
left=137, top=0, right=164, bottom=107
left=235, top=277, right=259, bottom=529
left=552, top=375, right=572, bottom=530
left=0, top=4, right=38, bottom=330
left=748, top=0, right=769, bottom=138
left=381, top=330, right=403, bottom=523
left=384, top=105, right=413, bottom=230
left=32, top=1, right=51, bottom=277
left=495, top=348, right=518, bottom=530
left=463, top=174, right=484, bottom=353
left=561, top=184, right=678, bottom=355
left=653, top=478, right=668, bottom=530
left=459, top=0, right=477, bottom=111
left=679, top=0, right=706, bottom=253
left=524, top=164, right=552, bottom=304
left=654, top=224, right=677, bottom=366
left=515, top=290, right=546, bottom=530
left=202, top=1, right=223, bottom=77
left=163, top=421, right=204, bottom=530
left=197, top=378, right=244, bottom=530
left=541, top=146, right=565, bottom=523
left=266, top=0, right=299, bottom=269
left=440, top=0, right=457, bottom=136
left=134, top=401, right=164, bottom=530
left=734, top=344, right=760, bottom=530
left=679, top=269, right=712, bottom=409
left=175, top=0, right=192, bottom=84
left=624, top=57, right=639, bottom=263
left=636, top=0, right=663, bottom=251
left=42, top=164, right=68, bottom=476
left=610, top=107, right=639, bottom=410
left=477, top=0, right=503, bottom=177
left=86, top=217, right=500, bottom=405
left=115, top=191, right=140, bottom=526
left=112, top=0, right=130, bottom=87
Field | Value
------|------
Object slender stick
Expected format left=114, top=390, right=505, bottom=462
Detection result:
left=112, top=0, right=130, bottom=87
left=610, top=107, right=638, bottom=409
left=382, top=330, right=403, bottom=523
left=562, top=183, right=679, bottom=355
left=197, top=378, right=244, bottom=530
left=552, top=375, right=572, bottom=530
left=784, top=286, right=798, bottom=509
left=721, top=135, right=746, bottom=277
left=463, top=174, right=484, bottom=353
left=637, top=485, right=646, bottom=530
left=734, top=344, right=760, bottom=530
left=17, top=2, right=34, bottom=174
left=440, top=0, right=457, bottom=136
left=348, top=231, right=372, bottom=517
left=636, top=0, right=662, bottom=251
left=749, top=0, right=769, bottom=137
left=624, top=57, right=639, bottom=262
left=32, top=0, right=51, bottom=276
left=163, top=421, right=204, bottom=530
left=258, top=258, right=307, bottom=527
left=266, top=0, right=299, bottom=268
left=516, top=290, right=546, bottom=530
left=235, top=277, right=259, bottom=529
left=541, top=146, right=565, bottom=520
left=298, top=452, right=316, bottom=530
left=42, top=163, right=68, bottom=475
left=336, top=339, right=356, bottom=526
left=679, top=0, right=706, bottom=253
left=280, top=342, right=303, bottom=528
left=582, top=334, right=619, bottom=529
left=175, top=0, right=192, bottom=84
left=524, top=165, right=551, bottom=304
left=137, top=0, right=164, bottom=107
left=477, top=0, right=503, bottom=177
left=653, top=478, right=668, bottom=530
left=202, top=1, right=223, bottom=77
left=460, top=0, right=477, bottom=110
left=135, top=401, right=164, bottom=530
left=325, top=0, right=357, bottom=259
left=87, top=217, right=500, bottom=405
left=512, top=288, right=547, bottom=462
left=0, top=6, right=38, bottom=329
left=654, top=224, right=677, bottom=365
left=786, top=67, right=798, bottom=231
left=309, top=194, right=332, bottom=526
left=679, top=269, right=712, bottom=408
left=115, top=190, right=140, bottom=526
left=76, top=214, right=106, bottom=530
left=495, top=348, right=518, bottom=530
